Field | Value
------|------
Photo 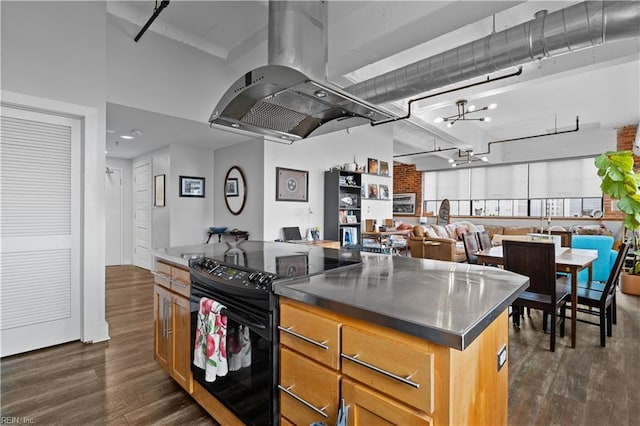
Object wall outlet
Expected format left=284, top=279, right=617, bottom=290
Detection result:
left=497, top=344, right=507, bottom=371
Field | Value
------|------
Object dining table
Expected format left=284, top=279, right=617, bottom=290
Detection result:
left=477, top=245, right=599, bottom=348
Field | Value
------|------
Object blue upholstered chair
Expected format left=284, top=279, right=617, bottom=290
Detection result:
left=571, top=235, right=617, bottom=283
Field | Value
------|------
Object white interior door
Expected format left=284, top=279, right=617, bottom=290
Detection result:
left=133, top=160, right=152, bottom=270
left=0, top=106, right=81, bottom=357
left=105, top=167, right=123, bottom=265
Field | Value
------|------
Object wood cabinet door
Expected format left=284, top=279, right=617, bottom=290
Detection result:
left=153, top=285, right=172, bottom=372
left=279, top=347, right=340, bottom=425
left=342, top=378, right=433, bottom=426
left=171, top=293, right=193, bottom=393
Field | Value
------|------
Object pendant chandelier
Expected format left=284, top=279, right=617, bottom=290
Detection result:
left=434, top=99, right=497, bottom=127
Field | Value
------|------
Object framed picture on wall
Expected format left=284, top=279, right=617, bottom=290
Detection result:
left=368, top=158, right=379, bottom=174
left=154, top=174, right=165, bottom=207
left=379, top=184, right=390, bottom=199
left=379, top=161, right=389, bottom=176
left=276, top=167, right=308, bottom=202
left=179, top=176, right=205, bottom=197
left=367, top=183, right=379, bottom=199
left=393, top=193, right=416, bottom=215
left=225, top=177, right=239, bottom=197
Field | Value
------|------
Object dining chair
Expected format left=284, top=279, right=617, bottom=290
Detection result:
left=560, top=242, right=629, bottom=347
left=550, top=230, right=572, bottom=247
left=571, top=235, right=616, bottom=283
left=462, top=232, right=480, bottom=264
left=477, top=230, right=493, bottom=250
left=502, top=240, right=569, bottom=352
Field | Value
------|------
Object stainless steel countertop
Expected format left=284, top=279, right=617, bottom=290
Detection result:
left=154, top=244, right=213, bottom=268
left=274, top=254, right=529, bottom=351
left=154, top=245, right=529, bottom=351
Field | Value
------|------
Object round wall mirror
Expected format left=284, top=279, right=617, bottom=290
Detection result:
left=224, top=166, right=247, bottom=215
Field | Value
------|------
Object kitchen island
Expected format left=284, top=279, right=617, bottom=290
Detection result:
left=152, top=244, right=528, bottom=425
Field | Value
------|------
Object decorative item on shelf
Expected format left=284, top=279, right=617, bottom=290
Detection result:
left=367, top=183, right=379, bottom=199
left=379, top=161, right=389, bottom=176
left=310, top=226, right=320, bottom=241
left=434, top=99, right=497, bottom=127
left=210, top=226, right=228, bottom=234
left=594, top=150, right=640, bottom=295
left=379, top=184, right=390, bottom=199
left=367, top=158, right=379, bottom=174
left=365, top=219, right=376, bottom=232
left=339, top=210, right=347, bottom=224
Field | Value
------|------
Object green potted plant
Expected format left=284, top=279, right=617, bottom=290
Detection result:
left=595, top=150, right=640, bottom=294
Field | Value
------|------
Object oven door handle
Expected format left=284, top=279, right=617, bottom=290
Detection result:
left=221, top=309, right=267, bottom=330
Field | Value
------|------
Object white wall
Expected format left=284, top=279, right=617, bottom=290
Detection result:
left=107, top=14, right=246, bottom=125
left=263, top=125, right=394, bottom=241
left=214, top=140, right=266, bottom=241
left=106, top=157, right=133, bottom=264
left=1, top=1, right=109, bottom=343
left=169, top=144, right=215, bottom=247
left=149, top=147, right=171, bottom=250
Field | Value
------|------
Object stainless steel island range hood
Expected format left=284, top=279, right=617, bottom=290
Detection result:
left=209, top=1, right=394, bottom=141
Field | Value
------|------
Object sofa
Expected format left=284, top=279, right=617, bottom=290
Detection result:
left=409, top=222, right=537, bottom=262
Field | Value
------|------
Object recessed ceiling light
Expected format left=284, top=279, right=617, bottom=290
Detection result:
left=433, top=117, right=444, bottom=123
left=231, top=123, right=240, bottom=128
left=120, top=135, right=135, bottom=140
left=488, top=103, right=498, bottom=110
left=314, top=90, right=327, bottom=98
left=105, top=150, right=108, bottom=154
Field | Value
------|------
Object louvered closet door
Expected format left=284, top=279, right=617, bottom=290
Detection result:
left=0, top=106, right=81, bottom=357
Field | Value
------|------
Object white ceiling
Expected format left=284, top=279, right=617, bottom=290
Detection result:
left=105, top=1, right=640, bottom=169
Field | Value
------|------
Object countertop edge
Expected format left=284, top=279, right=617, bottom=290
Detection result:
left=275, top=279, right=528, bottom=351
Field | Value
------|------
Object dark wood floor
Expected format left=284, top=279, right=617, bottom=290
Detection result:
left=1, top=265, right=215, bottom=425
left=1, top=265, right=639, bottom=425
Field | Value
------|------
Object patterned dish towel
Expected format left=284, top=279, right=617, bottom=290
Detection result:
left=193, top=298, right=228, bottom=382
left=228, top=325, right=252, bottom=371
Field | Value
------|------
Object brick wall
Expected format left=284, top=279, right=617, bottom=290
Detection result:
left=393, top=163, right=422, bottom=217
left=604, top=124, right=639, bottom=219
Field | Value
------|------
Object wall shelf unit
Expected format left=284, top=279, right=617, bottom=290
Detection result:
left=324, top=170, right=361, bottom=248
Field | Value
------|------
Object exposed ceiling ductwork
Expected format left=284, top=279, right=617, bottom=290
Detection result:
left=345, top=1, right=640, bottom=105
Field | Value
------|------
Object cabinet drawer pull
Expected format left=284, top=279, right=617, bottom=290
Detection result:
left=277, top=326, right=328, bottom=350
left=152, top=271, right=171, bottom=280
left=340, top=353, right=420, bottom=389
left=171, top=280, right=188, bottom=288
left=278, top=385, right=329, bottom=418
